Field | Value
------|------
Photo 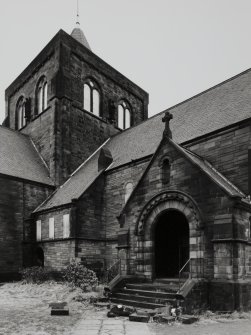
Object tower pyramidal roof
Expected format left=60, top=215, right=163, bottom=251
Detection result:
left=71, top=1, right=91, bottom=50
left=71, top=23, right=91, bottom=50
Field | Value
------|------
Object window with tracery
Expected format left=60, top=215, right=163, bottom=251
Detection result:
left=118, top=101, right=131, bottom=130
left=36, top=77, right=48, bottom=115
left=162, top=158, right=171, bottom=185
left=83, top=80, right=100, bottom=116
left=125, top=182, right=133, bottom=203
left=16, top=97, right=26, bottom=130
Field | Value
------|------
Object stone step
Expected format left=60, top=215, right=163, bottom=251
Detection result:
left=110, top=297, right=166, bottom=310
left=119, top=288, right=177, bottom=300
left=112, top=292, right=176, bottom=305
left=154, top=278, right=185, bottom=288
left=125, top=283, right=178, bottom=293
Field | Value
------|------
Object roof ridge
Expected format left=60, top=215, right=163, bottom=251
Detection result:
left=29, top=138, right=50, bottom=174
left=111, top=67, right=251, bottom=142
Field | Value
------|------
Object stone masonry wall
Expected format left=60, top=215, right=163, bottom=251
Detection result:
left=38, top=240, right=75, bottom=271
left=0, top=176, right=52, bottom=280
left=34, top=207, right=71, bottom=241
left=121, top=140, right=234, bottom=280
left=98, top=159, right=154, bottom=269
left=186, top=122, right=251, bottom=194
left=60, top=33, right=148, bottom=124
left=7, top=40, right=60, bottom=130
left=58, top=99, right=119, bottom=179
left=77, top=175, right=106, bottom=240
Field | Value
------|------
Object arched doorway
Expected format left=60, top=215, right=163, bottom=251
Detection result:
left=35, top=247, right=44, bottom=267
left=154, top=210, right=189, bottom=278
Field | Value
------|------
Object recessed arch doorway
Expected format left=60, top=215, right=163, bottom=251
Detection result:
left=154, top=210, right=189, bottom=278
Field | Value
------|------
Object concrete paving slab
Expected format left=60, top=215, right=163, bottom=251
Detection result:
left=125, top=320, right=151, bottom=335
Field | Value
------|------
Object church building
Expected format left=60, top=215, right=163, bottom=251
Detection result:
left=1, top=21, right=251, bottom=312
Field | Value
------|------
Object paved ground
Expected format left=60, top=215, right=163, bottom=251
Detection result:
left=71, top=318, right=151, bottom=335
left=69, top=309, right=251, bottom=335
left=149, top=319, right=251, bottom=335
left=70, top=310, right=150, bottom=335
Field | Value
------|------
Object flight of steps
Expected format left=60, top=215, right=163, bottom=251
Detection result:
left=110, top=278, right=185, bottom=310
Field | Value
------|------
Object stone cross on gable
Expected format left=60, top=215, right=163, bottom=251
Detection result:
left=162, top=111, right=173, bottom=139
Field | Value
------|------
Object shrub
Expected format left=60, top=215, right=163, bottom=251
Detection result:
left=20, top=266, right=50, bottom=283
left=62, top=260, right=98, bottom=292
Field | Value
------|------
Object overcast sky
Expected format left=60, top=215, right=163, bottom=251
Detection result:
left=1, top=0, right=251, bottom=123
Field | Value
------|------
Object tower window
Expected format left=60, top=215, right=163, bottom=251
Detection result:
left=36, top=77, right=48, bottom=115
left=118, top=101, right=131, bottom=130
left=16, top=97, right=26, bottom=130
left=83, top=80, right=101, bottom=116
left=125, top=182, right=133, bottom=203
left=162, top=158, right=171, bottom=185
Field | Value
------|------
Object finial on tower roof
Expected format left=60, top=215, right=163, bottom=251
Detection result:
left=71, top=0, right=92, bottom=50
left=76, top=0, right=80, bottom=25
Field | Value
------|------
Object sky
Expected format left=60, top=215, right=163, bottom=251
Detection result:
left=1, top=0, right=251, bottom=123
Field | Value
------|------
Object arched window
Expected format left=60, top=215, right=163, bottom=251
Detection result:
left=117, top=101, right=131, bottom=130
left=162, top=158, right=171, bottom=185
left=36, top=76, right=48, bottom=115
left=83, top=80, right=101, bottom=116
left=125, top=182, right=133, bottom=203
left=16, top=97, right=26, bottom=130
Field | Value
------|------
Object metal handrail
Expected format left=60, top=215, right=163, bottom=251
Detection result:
left=107, top=259, right=120, bottom=272
left=105, top=259, right=121, bottom=283
left=178, top=258, right=191, bottom=288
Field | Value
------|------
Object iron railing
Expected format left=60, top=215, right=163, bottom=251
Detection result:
left=105, top=259, right=121, bottom=283
left=178, top=258, right=191, bottom=288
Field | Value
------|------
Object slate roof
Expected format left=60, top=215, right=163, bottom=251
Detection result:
left=71, top=25, right=91, bottom=50
left=35, top=68, right=251, bottom=211
left=0, top=126, right=53, bottom=186
left=34, top=140, right=110, bottom=212
left=105, top=68, right=251, bottom=170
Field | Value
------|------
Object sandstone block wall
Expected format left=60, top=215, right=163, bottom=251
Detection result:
left=0, top=176, right=52, bottom=280
left=120, top=140, right=234, bottom=280
left=186, top=122, right=251, bottom=194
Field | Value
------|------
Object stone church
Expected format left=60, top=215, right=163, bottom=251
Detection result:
left=1, top=22, right=251, bottom=312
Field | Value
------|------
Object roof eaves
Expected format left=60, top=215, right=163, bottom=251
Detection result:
left=0, top=173, right=55, bottom=188
left=34, top=169, right=105, bottom=214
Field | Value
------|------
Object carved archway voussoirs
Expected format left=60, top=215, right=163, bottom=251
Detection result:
left=136, top=191, right=202, bottom=235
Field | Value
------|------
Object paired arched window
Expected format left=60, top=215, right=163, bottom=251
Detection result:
left=83, top=80, right=100, bottom=116
left=162, top=158, right=171, bottom=185
left=16, top=97, right=26, bottom=130
left=118, top=101, right=131, bottom=130
left=36, top=76, right=48, bottom=115
left=125, top=182, right=133, bottom=203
